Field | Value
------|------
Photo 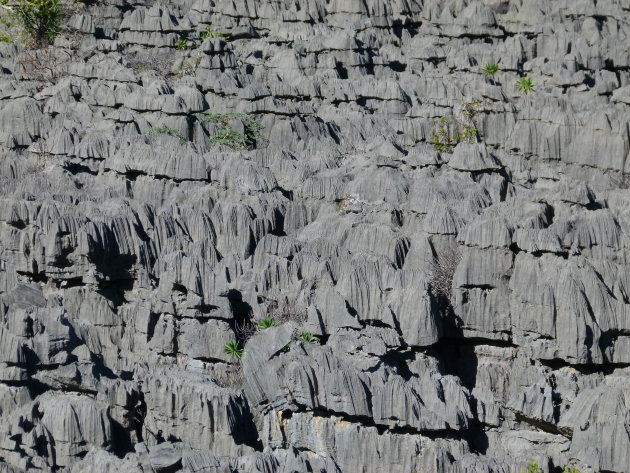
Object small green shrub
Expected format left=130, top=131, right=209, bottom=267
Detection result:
left=224, top=340, right=244, bottom=360
left=521, top=460, right=543, bottom=473
left=150, top=127, right=187, bottom=144
left=197, top=113, right=264, bottom=151
left=7, top=0, right=63, bottom=47
left=431, top=117, right=458, bottom=153
left=518, top=459, right=581, bottom=473
left=430, top=101, right=480, bottom=153
left=200, top=28, right=229, bottom=42
left=516, top=76, right=535, bottom=94
left=296, top=332, right=320, bottom=344
left=458, top=125, right=477, bottom=143
left=481, top=62, right=499, bottom=78
left=0, top=1, right=17, bottom=44
left=257, top=317, right=279, bottom=331
left=176, top=38, right=188, bottom=50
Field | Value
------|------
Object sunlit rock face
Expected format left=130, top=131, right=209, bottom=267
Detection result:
left=0, top=0, right=629, bottom=471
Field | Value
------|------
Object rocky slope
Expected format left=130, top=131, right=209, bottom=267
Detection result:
left=1, top=0, right=630, bottom=472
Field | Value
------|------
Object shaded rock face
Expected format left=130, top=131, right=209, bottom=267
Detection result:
left=0, top=0, right=629, bottom=472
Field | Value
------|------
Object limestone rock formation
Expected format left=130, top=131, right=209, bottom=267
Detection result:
left=0, top=0, right=629, bottom=471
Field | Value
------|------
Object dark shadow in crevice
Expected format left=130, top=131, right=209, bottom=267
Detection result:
left=226, top=289, right=254, bottom=343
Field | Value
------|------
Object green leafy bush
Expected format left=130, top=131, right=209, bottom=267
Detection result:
left=197, top=113, right=264, bottom=150
left=256, top=317, right=279, bottom=331
left=150, top=127, right=187, bottom=144
left=224, top=340, right=244, bottom=360
left=517, top=76, right=535, bottom=94
left=6, top=0, right=63, bottom=47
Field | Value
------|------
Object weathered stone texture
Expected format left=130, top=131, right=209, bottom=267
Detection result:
left=0, top=0, right=629, bottom=471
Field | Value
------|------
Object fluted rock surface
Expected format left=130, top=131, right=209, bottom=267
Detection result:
left=0, top=0, right=629, bottom=471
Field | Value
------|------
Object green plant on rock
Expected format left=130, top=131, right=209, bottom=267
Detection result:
left=516, top=76, right=535, bottom=94
left=430, top=101, right=480, bottom=153
left=458, top=101, right=480, bottom=143
left=200, top=28, right=229, bottom=42
left=256, top=317, right=279, bottom=331
left=4, top=0, right=63, bottom=47
left=0, top=0, right=14, bottom=43
left=197, top=112, right=264, bottom=151
left=0, top=3, right=14, bottom=43
left=458, top=124, right=478, bottom=143
left=176, top=38, right=188, bottom=50
left=481, top=62, right=499, bottom=78
left=224, top=340, right=244, bottom=360
left=150, top=126, right=187, bottom=144
left=521, top=460, right=544, bottom=473
left=430, top=116, right=458, bottom=153
left=296, top=332, right=320, bottom=344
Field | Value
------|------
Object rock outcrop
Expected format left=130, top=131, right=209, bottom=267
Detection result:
left=0, top=0, right=629, bottom=471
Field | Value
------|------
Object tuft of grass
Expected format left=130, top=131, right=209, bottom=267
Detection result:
left=200, top=28, right=230, bottom=42
left=150, top=127, right=187, bottom=144
left=256, top=317, right=279, bottom=331
left=296, top=332, right=320, bottom=344
left=176, top=38, right=188, bottom=50
left=224, top=340, right=244, bottom=360
left=278, top=331, right=321, bottom=353
left=516, top=76, right=535, bottom=94
left=481, top=62, right=499, bottom=78
left=197, top=113, right=264, bottom=151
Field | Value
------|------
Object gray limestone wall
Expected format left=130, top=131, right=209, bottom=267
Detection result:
left=0, top=0, right=629, bottom=472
